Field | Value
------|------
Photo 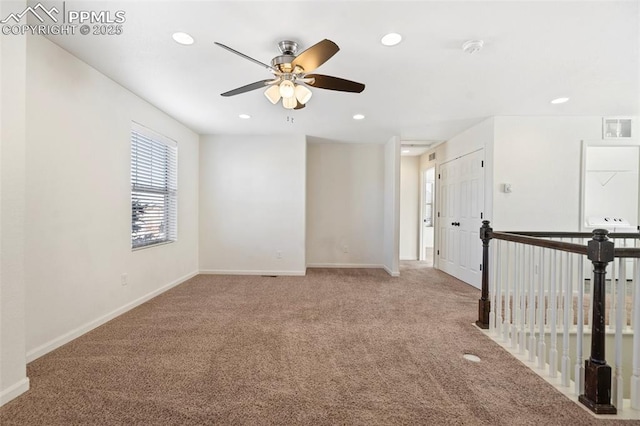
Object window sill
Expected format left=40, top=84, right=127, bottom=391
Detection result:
left=132, top=240, right=175, bottom=252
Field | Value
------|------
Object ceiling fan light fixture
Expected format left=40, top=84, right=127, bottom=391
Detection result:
left=264, top=85, right=281, bottom=104
left=295, top=85, right=313, bottom=104
left=279, top=80, right=295, bottom=98
left=282, top=96, right=297, bottom=110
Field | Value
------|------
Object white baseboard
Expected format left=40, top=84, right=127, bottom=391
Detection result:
left=26, top=270, right=198, bottom=362
left=199, top=269, right=306, bottom=276
left=0, top=377, right=29, bottom=407
left=383, top=265, right=400, bottom=277
left=306, top=263, right=384, bottom=269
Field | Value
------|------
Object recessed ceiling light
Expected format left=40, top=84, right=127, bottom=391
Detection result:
left=238, top=114, right=251, bottom=119
left=172, top=32, right=194, bottom=45
left=550, top=97, right=569, bottom=104
left=381, top=33, right=402, bottom=46
left=402, top=150, right=410, bottom=153
left=353, top=114, right=365, bottom=120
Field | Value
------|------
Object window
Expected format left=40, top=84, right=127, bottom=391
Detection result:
left=130, top=123, right=177, bottom=249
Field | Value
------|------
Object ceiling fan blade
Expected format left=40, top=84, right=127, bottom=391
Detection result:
left=214, top=42, right=277, bottom=72
left=221, top=80, right=272, bottom=97
left=291, top=39, right=339, bottom=73
left=305, top=74, right=365, bottom=93
left=294, top=101, right=305, bottom=110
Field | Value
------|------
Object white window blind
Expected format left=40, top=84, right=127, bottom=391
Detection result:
left=131, top=123, right=178, bottom=249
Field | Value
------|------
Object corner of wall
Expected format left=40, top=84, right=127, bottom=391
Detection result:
left=0, top=0, right=29, bottom=407
left=383, top=136, right=401, bottom=276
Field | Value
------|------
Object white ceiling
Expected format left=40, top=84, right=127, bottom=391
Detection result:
left=42, top=0, right=639, bottom=144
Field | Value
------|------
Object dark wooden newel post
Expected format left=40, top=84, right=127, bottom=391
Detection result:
left=579, top=229, right=617, bottom=414
left=476, top=220, right=492, bottom=329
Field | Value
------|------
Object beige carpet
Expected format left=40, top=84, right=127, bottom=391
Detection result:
left=0, top=263, right=634, bottom=425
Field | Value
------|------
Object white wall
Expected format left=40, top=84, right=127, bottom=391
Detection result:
left=306, top=140, right=384, bottom=267
left=24, top=36, right=199, bottom=361
left=492, top=116, right=603, bottom=231
left=436, top=118, right=494, bottom=164
left=200, top=134, right=306, bottom=275
left=383, top=137, right=401, bottom=276
left=400, top=156, right=420, bottom=260
left=0, top=0, right=29, bottom=404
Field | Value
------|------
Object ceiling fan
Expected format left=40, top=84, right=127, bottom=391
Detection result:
left=214, top=39, right=365, bottom=110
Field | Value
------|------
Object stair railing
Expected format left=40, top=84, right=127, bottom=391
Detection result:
left=476, top=221, right=640, bottom=415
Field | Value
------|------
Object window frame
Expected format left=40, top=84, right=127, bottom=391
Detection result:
left=130, top=122, right=178, bottom=250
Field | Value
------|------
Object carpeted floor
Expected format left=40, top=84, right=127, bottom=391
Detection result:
left=0, top=263, right=634, bottom=425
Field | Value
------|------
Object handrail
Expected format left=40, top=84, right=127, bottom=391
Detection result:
left=491, top=231, right=587, bottom=255
left=492, top=231, right=640, bottom=258
left=497, top=231, right=639, bottom=239
left=615, top=247, right=640, bottom=258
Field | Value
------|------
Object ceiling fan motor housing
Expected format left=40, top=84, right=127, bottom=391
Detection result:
left=272, top=54, right=297, bottom=72
left=278, top=40, right=298, bottom=55
left=273, top=40, right=299, bottom=72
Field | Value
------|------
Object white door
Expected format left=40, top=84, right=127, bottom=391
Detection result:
left=438, top=150, right=485, bottom=288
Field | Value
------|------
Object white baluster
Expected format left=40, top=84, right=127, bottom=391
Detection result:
left=631, top=258, right=640, bottom=410
left=519, top=244, right=527, bottom=355
left=561, top=251, right=571, bottom=386
left=538, top=248, right=546, bottom=370
left=632, top=239, right=638, bottom=331
left=489, top=241, right=496, bottom=332
left=557, top=243, right=564, bottom=328
left=575, top=254, right=585, bottom=395
left=612, top=257, right=625, bottom=410
left=503, top=242, right=511, bottom=343
left=632, top=254, right=636, bottom=331
left=622, top=239, right=630, bottom=331
left=549, top=251, right=558, bottom=378
left=494, top=241, right=503, bottom=337
left=528, top=245, right=536, bottom=362
left=568, top=242, right=575, bottom=328
left=511, top=244, right=519, bottom=349
left=610, top=258, right=617, bottom=331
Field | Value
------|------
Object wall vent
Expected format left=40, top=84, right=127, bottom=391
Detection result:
left=429, top=153, right=436, bottom=161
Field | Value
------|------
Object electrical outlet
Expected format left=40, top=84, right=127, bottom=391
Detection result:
left=276, top=250, right=282, bottom=259
left=121, top=273, right=128, bottom=286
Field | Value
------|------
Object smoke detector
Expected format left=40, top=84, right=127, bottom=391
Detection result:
left=462, top=40, right=484, bottom=54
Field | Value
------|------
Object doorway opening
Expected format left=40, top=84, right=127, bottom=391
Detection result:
left=420, top=167, right=436, bottom=265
